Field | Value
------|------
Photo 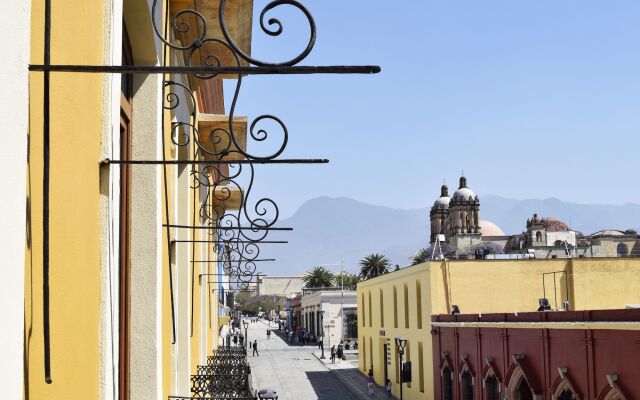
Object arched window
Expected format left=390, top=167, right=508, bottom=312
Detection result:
left=404, top=284, right=409, bottom=328
left=442, top=366, right=453, bottom=400
left=393, top=286, right=398, bottom=328
left=536, top=231, right=542, bottom=242
left=601, top=385, right=626, bottom=400
left=617, top=243, right=629, bottom=257
left=514, top=378, right=533, bottom=400
left=361, top=292, right=365, bottom=327
left=485, top=375, right=499, bottom=400
left=379, top=289, right=384, bottom=327
left=603, top=388, right=625, bottom=400
left=557, top=388, right=575, bottom=400
left=552, top=370, right=579, bottom=400
left=461, top=370, right=473, bottom=400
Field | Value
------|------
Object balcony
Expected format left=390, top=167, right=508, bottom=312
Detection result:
left=170, top=346, right=257, bottom=399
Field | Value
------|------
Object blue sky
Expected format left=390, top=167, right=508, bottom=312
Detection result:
left=226, top=1, right=640, bottom=218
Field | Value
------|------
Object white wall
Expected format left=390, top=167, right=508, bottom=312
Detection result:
left=0, top=0, right=30, bottom=397
left=546, top=231, right=577, bottom=247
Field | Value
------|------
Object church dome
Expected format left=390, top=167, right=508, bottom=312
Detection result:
left=452, top=187, right=476, bottom=201
left=452, top=176, right=478, bottom=202
left=432, top=184, right=450, bottom=209
left=590, top=229, right=625, bottom=236
left=479, top=220, right=505, bottom=236
left=433, top=197, right=450, bottom=209
left=545, top=217, right=569, bottom=232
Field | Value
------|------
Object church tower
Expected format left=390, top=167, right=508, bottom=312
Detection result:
left=526, top=213, right=547, bottom=246
left=429, top=184, right=450, bottom=244
left=447, top=175, right=481, bottom=250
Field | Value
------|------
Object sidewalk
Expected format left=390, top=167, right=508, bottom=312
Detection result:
left=312, top=351, right=391, bottom=399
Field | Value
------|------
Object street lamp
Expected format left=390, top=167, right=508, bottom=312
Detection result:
left=395, top=337, right=408, bottom=400
left=319, top=310, right=326, bottom=359
left=242, top=319, right=249, bottom=353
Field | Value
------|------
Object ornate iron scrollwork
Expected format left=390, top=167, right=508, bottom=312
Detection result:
left=32, top=0, right=378, bottom=384
left=220, top=0, right=316, bottom=67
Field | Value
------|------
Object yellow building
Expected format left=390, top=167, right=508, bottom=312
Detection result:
left=357, top=258, right=640, bottom=399
left=10, top=0, right=380, bottom=397
left=22, top=0, right=253, bottom=398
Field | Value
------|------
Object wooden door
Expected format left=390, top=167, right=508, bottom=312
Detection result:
left=119, top=24, right=133, bottom=400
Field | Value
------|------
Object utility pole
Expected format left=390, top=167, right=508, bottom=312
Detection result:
left=340, top=258, right=344, bottom=340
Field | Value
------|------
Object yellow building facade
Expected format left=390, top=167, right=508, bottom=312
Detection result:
left=357, top=258, right=640, bottom=399
left=24, top=0, right=252, bottom=398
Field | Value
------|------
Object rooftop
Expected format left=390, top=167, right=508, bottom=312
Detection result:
left=432, top=308, right=640, bottom=323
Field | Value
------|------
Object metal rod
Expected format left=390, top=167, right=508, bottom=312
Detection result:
left=173, top=240, right=287, bottom=244
left=200, top=272, right=246, bottom=278
left=43, top=0, right=52, bottom=385
left=29, top=64, right=381, bottom=75
left=190, top=140, right=197, bottom=338
left=102, top=158, right=329, bottom=165
left=164, top=224, right=292, bottom=231
left=160, top=3, right=177, bottom=345
left=191, top=259, right=276, bottom=263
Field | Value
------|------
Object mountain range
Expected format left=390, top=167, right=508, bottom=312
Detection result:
left=256, top=196, right=640, bottom=276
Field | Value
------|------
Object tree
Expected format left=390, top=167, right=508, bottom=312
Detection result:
left=236, top=294, right=282, bottom=315
left=359, top=253, right=390, bottom=280
left=235, top=290, right=252, bottom=311
left=460, top=242, right=504, bottom=257
left=303, top=266, right=335, bottom=288
left=335, top=272, right=360, bottom=290
left=416, top=243, right=457, bottom=261
left=410, top=248, right=430, bottom=265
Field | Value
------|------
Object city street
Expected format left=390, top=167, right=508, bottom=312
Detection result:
left=246, top=319, right=363, bottom=400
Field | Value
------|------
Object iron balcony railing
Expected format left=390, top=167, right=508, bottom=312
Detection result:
left=169, top=345, right=257, bottom=399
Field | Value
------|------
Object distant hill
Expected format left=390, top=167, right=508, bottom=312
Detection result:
left=256, top=196, right=640, bottom=275
left=480, top=195, right=640, bottom=235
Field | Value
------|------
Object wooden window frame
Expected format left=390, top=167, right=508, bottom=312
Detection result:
left=119, top=23, right=133, bottom=400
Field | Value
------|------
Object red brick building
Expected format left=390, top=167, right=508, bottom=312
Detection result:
left=431, top=309, right=640, bottom=400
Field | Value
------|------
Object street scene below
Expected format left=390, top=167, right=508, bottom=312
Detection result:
left=245, top=318, right=385, bottom=400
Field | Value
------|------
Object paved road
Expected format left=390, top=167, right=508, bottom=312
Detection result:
left=245, top=319, right=361, bottom=400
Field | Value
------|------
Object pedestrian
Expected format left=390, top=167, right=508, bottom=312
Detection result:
left=318, top=335, right=323, bottom=349
left=330, top=345, right=336, bottom=363
left=252, top=340, right=259, bottom=357
left=354, top=340, right=358, bottom=350
left=336, top=345, right=343, bottom=362
left=367, top=369, right=375, bottom=397
left=386, top=379, right=392, bottom=398
left=288, top=330, right=293, bottom=343
left=267, top=329, right=271, bottom=340
left=239, top=335, right=244, bottom=347
left=233, top=335, right=238, bottom=347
